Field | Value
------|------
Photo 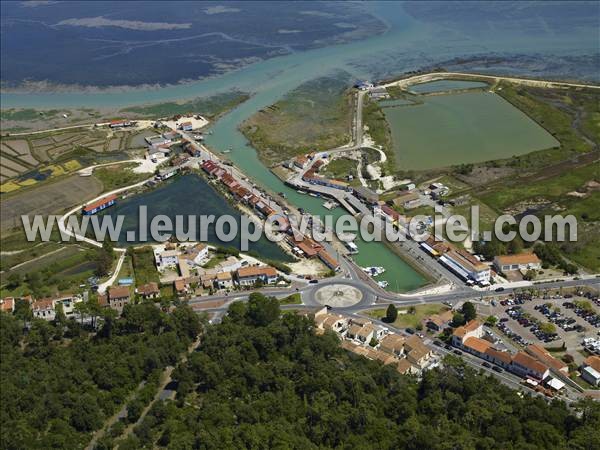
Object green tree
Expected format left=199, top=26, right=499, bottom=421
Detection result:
left=385, top=304, right=398, bottom=323
left=452, top=312, right=466, bottom=327
left=461, top=302, right=476, bottom=322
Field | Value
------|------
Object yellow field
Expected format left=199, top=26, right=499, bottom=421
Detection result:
left=0, top=181, right=21, bottom=193
left=63, top=159, right=82, bottom=171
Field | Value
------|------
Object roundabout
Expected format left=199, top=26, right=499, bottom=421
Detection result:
left=313, top=283, right=365, bottom=308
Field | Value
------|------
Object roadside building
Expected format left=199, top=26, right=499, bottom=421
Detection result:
left=379, top=333, right=406, bottom=357
left=315, top=313, right=348, bottom=334
left=317, top=249, right=340, bottom=272
left=82, top=194, right=117, bottom=215
left=157, top=167, right=179, bottom=180
left=216, top=272, right=234, bottom=290
left=493, top=253, right=542, bottom=272
left=180, top=121, right=193, bottom=131
left=441, top=247, right=490, bottom=285
left=236, top=266, right=278, bottom=286
left=108, top=286, right=131, bottom=313
left=526, top=344, right=569, bottom=374
left=138, top=282, right=160, bottom=300
left=452, top=320, right=484, bottom=347
left=425, top=310, right=454, bottom=331
left=293, top=155, right=309, bottom=169
left=510, top=351, right=550, bottom=380
left=404, top=335, right=432, bottom=368
left=174, top=279, right=189, bottom=297
left=146, top=135, right=172, bottom=147
left=462, top=337, right=492, bottom=358
left=109, top=120, right=131, bottom=128
left=483, top=347, right=513, bottom=369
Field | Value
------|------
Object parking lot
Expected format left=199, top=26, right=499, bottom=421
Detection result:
left=485, top=291, right=600, bottom=365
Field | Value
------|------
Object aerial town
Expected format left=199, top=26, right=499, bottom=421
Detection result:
left=1, top=2, right=599, bottom=448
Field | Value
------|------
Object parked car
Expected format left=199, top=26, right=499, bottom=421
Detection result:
left=493, top=366, right=504, bottom=373
left=482, top=361, right=491, bottom=368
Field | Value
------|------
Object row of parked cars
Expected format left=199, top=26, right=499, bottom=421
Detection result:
left=563, top=302, right=600, bottom=328
left=504, top=306, right=560, bottom=343
left=534, top=304, right=585, bottom=333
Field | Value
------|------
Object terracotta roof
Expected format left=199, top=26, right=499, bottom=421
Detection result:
left=83, top=194, right=117, bottom=213
left=495, top=253, right=541, bottom=266
left=395, top=358, right=415, bottom=375
left=174, top=279, right=187, bottom=292
left=464, top=337, right=492, bottom=354
left=216, top=272, right=232, bottom=280
left=584, top=355, right=600, bottom=373
left=348, top=324, right=363, bottom=337
left=379, top=334, right=405, bottom=353
left=138, top=282, right=159, bottom=296
left=356, top=324, right=375, bottom=339
left=32, top=299, right=55, bottom=311
left=109, top=286, right=130, bottom=300
left=484, top=347, right=512, bottom=365
left=453, top=320, right=481, bottom=338
left=527, top=344, right=568, bottom=372
left=237, top=266, right=277, bottom=278
left=512, top=351, right=548, bottom=375
left=0, top=298, right=14, bottom=312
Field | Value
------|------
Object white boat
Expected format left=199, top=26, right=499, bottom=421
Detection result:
left=362, top=266, right=386, bottom=277
left=343, top=241, right=359, bottom=254
left=309, top=192, right=319, bottom=198
left=377, top=281, right=389, bottom=288
left=222, top=149, right=231, bottom=153
left=296, top=189, right=306, bottom=194
left=323, top=200, right=337, bottom=210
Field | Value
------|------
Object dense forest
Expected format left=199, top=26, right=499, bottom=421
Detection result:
left=2, top=294, right=600, bottom=449
left=114, top=294, right=600, bottom=450
left=0, top=302, right=203, bottom=450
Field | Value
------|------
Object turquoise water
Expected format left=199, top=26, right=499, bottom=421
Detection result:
left=101, top=174, right=292, bottom=262
left=409, top=80, right=489, bottom=94
left=384, top=91, right=560, bottom=170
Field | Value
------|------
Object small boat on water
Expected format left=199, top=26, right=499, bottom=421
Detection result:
left=296, top=189, right=306, bottom=194
left=377, top=281, right=389, bottom=288
left=323, top=200, right=337, bottom=210
left=222, top=149, right=231, bottom=153
left=343, top=241, right=359, bottom=254
left=309, top=192, right=320, bottom=198
left=362, top=266, right=386, bottom=277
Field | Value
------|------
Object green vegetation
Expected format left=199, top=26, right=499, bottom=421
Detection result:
left=241, top=73, right=353, bottom=165
left=130, top=246, right=159, bottom=285
left=279, top=293, right=302, bottom=305
left=362, top=97, right=394, bottom=170
left=93, top=163, right=149, bottom=190
left=120, top=91, right=250, bottom=119
left=0, top=302, right=203, bottom=449
left=1, top=108, right=59, bottom=121
left=321, top=156, right=358, bottom=180
left=367, top=303, right=449, bottom=329
left=124, top=294, right=600, bottom=449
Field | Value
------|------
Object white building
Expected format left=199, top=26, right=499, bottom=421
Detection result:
left=159, top=250, right=179, bottom=268
left=493, top=253, right=542, bottom=272
left=581, top=366, right=600, bottom=386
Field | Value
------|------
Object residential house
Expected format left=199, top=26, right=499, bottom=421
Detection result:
left=425, top=310, right=454, bottom=331
left=108, top=286, right=130, bottom=311
left=395, top=358, right=419, bottom=375
left=174, top=279, right=189, bottom=297
left=236, top=266, right=278, bottom=286
left=216, top=272, right=234, bottom=290
left=138, top=282, right=160, bottom=300
left=404, top=335, right=432, bottom=368
left=493, top=253, right=542, bottom=272
left=315, top=313, right=348, bottom=334
left=379, top=333, right=405, bottom=357
left=32, top=299, right=56, bottom=321
left=583, top=355, right=600, bottom=373
left=0, top=297, right=15, bottom=313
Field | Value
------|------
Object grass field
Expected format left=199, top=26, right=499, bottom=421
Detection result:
left=92, top=163, right=149, bottom=191
left=241, top=72, right=353, bottom=165
left=321, top=157, right=358, bottom=180
left=131, top=246, right=159, bottom=286
left=367, top=304, right=450, bottom=329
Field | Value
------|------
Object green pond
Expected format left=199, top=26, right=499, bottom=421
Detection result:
left=101, top=174, right=292, bottom=262
left=408, top=80, right=489, bottom=93
left=384, top=91, right=560, bottom=170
